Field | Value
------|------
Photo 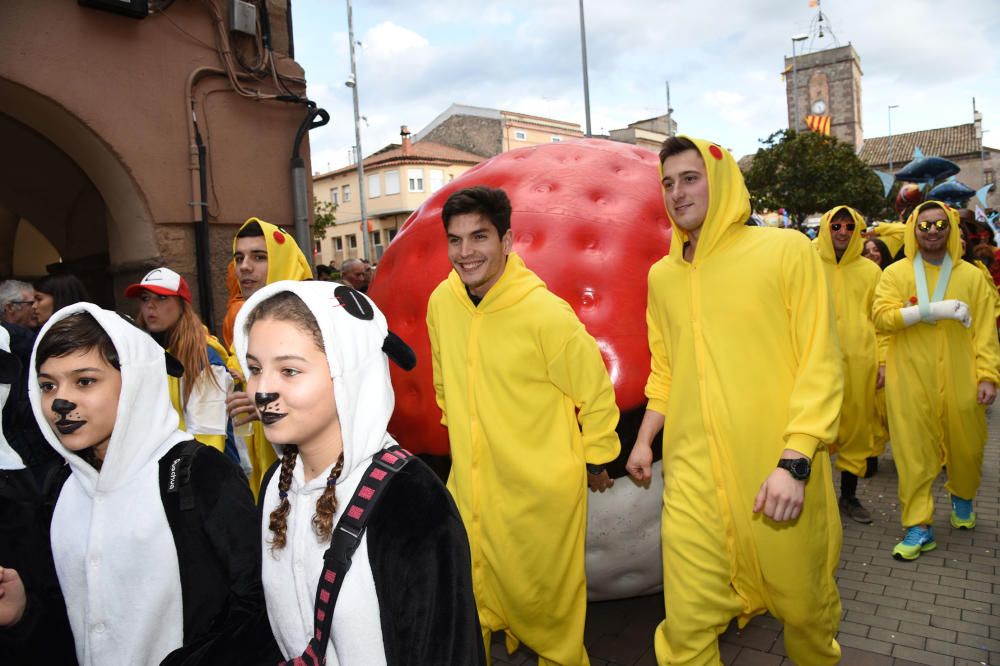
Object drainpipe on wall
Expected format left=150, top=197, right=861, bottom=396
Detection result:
left=291, top=104, right=330, bottom=272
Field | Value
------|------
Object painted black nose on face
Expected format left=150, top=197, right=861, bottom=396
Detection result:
left=52, top=399, right=77, bottom=416
left=255, top=392, right=279, bottom=409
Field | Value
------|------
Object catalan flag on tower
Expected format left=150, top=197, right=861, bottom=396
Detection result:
left=806, top=114, right=831, bottom=135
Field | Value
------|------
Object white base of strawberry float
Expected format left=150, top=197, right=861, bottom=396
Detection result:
left=585, top=460, right=664, bottom=601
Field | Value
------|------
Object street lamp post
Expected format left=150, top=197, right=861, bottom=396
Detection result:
left=578, top=0, right=592, bottom=137
left=345, top=0, right=370, bottom=262
left=790, top=34, right=808, bottom=132
left=888, top=104, right=899, bottom=172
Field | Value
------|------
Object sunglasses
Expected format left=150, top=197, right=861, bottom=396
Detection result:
left=830, top=222, right=855, bottom=232
left=916, top=220, right=948, bottom=232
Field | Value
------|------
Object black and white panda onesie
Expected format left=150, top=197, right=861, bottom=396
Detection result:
left=234, top=281, right=484, bottom=666
left=0, top=327, right=77, bottom=665
left=23, top=303, right=279, bottom=666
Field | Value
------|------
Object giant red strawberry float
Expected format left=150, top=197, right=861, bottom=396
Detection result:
left=369, top=138, right=672, bottom=599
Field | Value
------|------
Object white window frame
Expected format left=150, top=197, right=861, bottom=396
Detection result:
left=368, top=174, right=381, bottom=198
left=514, top=130, right=527, bottom=141
left=408, top=168, right=424, bottom=192
left=372, top=230, right=382, bottom=245
left=330, top=188, right=338, bottom=205
left=429, top=169, right=444, bottom=193
left=385, top=170, right=400, bottom=195
left=334, top=236, right=343, bottom=251
left=551, top=135, right=562, bottom=143
left=347, top=234, right=357, bottom=249
left=343, top=185, right=352, bottom=202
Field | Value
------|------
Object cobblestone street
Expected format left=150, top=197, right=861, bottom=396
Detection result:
left=493, top=409, right=1000, bottom=665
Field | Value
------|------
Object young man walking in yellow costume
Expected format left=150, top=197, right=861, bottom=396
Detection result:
left=626, top=137, right=844, bottom=665
left=427, top=186, right=621, bottom=665
left=873, top=201, right=1000, bottom=560
left=817, top=206, right=885, bottom=523
left=224, top=217, right=313, bottom=496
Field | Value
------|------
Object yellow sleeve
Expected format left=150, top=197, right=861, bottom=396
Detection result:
left=868, top=268, right=889, bottom=364
left=643, top=276, right=672, bottom=416
left=193, top=433, right=226, bottom=452
left=781, top=241, right=844, bottom=458
left=873, top=222, right=906, bottom=257
left=426, top=301, right=447, bottom=427
left=546, top=326, right=621, bottom=465
left=873, top=266, right=907, bottom=333
left=970, top=269, right=1000, bottom=385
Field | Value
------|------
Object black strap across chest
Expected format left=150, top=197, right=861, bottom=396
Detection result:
left=280, top=445, right=414, bottom=666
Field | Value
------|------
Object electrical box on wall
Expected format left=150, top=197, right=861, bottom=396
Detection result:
left=229, top=0, right=257, bottom=36
left=78, top=0, right=149, bottom=19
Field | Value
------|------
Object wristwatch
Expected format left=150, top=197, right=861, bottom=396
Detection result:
left=777, top=457, right=810, bottom=481
left=586, top=463, right=606, bottom=476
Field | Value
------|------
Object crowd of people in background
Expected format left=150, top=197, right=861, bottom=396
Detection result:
left=0, top=132, right=998, bottom=666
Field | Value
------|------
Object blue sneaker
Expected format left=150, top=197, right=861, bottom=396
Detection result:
left=892, top=526, right=936, bottom=561
left=950, top=495, right=976, bottom=529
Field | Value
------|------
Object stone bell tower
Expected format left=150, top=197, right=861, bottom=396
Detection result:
left=784, top=43, right=864, bottom=150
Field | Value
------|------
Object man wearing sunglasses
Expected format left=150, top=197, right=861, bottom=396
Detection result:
left=817, top=206, right=883, bottom=524
left=873, top=201, right=1000, bottom=561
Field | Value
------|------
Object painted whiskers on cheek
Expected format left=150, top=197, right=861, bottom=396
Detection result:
left=51, top=399, right=86, bottom=434
left=255, top=392, right=287, bottom=425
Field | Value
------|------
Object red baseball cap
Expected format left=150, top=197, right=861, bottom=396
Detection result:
left=124, top=267, right=192, bottom=303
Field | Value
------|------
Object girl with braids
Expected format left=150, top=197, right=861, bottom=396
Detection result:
left=125, top=267, right=238, bottom=459
left=0, top=304, right=280, bottom=665
left=235, top=280, right=483, bottom=665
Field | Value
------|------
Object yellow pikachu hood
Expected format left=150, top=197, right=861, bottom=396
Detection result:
left=902, top=201, right=962, bottom=262
left=233, top=216, right=313, bottom=284
left=817, top=205, right=866, bottom=264
left=663, top=136, right=752, bottom=261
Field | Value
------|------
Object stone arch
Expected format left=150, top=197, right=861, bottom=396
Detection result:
left=0, top=77, right=158, bottom=306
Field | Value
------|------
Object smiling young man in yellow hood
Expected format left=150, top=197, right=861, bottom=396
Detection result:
left=816, top=205, right=885, bottom=523
left=224, top=217, right=313, bottom=496
left=626, top=136, right=844, bottom=665
left=873, top=201, right=1000, bottom=560
left=426, top=186, right=620, bottom=665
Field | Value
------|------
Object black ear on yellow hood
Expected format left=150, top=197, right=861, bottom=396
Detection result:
left=0, top=349, right=20, bottom=384
left=383, top=330, right=416, bottom=371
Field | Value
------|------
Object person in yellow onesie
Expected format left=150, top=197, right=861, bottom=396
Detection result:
left=626, top=136, right=843, bottom=665
left=816, top=205, right=884, bottom=523
left=872, top=201, right=1000, bottom=560
left=224, top=217, right=313, bottom=497
left=426, top=186, right=621, bottom=666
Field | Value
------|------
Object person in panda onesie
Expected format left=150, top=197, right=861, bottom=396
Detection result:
left=0, top=303, right=280, bottom=665
left=234, top=280, right=484, bottom=665
left=0, top=326, right=77, bottom=665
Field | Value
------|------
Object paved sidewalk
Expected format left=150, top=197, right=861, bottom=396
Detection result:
left=493, top=409, right=1000, bottom=665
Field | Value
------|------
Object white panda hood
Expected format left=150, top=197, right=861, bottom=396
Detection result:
left=234, top=280, right=400, bottom=663
left=28, top=303, right=188, bottom=666
left=0, top=325, right=23, bottom=471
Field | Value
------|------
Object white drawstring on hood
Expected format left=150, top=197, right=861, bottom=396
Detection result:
left=233, top=280, right=397, bottom=480
left=27, top=303, right=187, bottom=666
left=0, top=326, right=24, bottom=471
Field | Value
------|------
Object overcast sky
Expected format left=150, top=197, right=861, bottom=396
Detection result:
left=291, top=0, right=1000, bottom=173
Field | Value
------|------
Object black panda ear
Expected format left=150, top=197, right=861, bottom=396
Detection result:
left=382, top=330, right=416, bottom=371
left=0, top=350, right=21, bottom=384
left=164, top=351, right=185, bottom=378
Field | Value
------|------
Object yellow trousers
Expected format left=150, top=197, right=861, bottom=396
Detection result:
left=654, top=453, right=841, bottom=665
